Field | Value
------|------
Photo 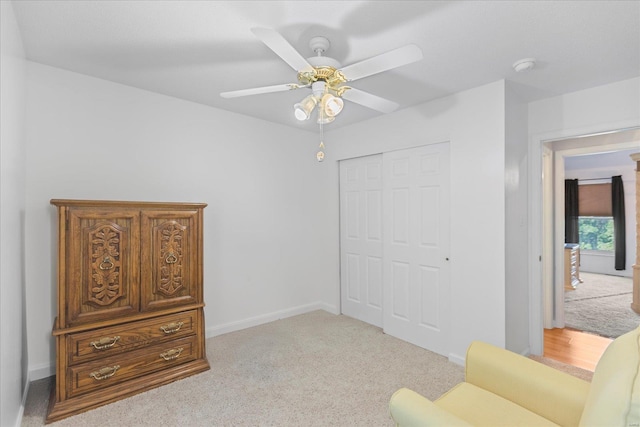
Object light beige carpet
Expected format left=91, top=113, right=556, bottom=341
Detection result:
left=21, top=311, right=590, bottom=426
left=22, top=311, right=463, bottom=426
left=564, top=272, right=639, bottom=338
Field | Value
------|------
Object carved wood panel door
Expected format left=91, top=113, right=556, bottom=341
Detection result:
left=140, top=210, right=200, bottom=311
left=66, top=208, right=141, bottom=326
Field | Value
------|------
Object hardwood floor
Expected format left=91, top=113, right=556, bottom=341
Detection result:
left=543, top=328, right=612, bottom=372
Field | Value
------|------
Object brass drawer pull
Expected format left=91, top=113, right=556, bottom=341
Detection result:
left=160, top=321, right=184, bottom=334
left=165, top=252, right=178, bottom=264
left=90, top=365, right=120, bottom=381
left=160, top=347, right=184, bottom=361
left=90, top=335, right=120, bottom=350
left=99, top=256, right=114, bottom=270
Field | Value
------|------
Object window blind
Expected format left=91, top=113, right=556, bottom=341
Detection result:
left=578, top=183, right=612, bottom=216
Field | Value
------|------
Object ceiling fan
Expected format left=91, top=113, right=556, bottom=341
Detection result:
left=220, top=28, right=424, bottom=125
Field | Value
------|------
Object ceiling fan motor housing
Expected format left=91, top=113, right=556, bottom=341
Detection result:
left=298, top=66, right=348, bottom=96
left=309, top=36, right=331, bottom=54
left=297, top=36, right=346, bottom=91
left=299, top=64, right=346, bottom=91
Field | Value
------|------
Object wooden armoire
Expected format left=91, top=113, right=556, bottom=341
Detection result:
left=46, top=200, right=210, bottom=423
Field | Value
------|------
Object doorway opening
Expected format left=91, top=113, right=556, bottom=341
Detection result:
left=536, top=128, right=639, bottom=368
left=562, top=149, right=639, bottom=339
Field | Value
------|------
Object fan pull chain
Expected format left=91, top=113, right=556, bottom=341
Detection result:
left=317, top=109, right=325, bottom=162
left=317, top=141, right=325, bottom=162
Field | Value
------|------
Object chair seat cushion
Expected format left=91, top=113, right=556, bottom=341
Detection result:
left=435, top=382, right=560, bottom=427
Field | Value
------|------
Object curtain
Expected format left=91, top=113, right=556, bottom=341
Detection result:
left=612, top=175, right=626, bottom=270
left=565, top=179, right=579, bottom=244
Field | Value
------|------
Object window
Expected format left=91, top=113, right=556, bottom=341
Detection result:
left=578, top=216, right=614, bottom=252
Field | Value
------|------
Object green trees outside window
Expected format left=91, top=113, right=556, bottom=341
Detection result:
left=578, top=216, right=614, bottom=251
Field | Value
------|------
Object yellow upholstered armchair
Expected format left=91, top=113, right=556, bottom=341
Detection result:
left=389, top=325, right=640, bottom=426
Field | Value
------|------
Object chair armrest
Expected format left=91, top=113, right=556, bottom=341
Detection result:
left=465, top=341, right=590, bottom=427
left=389, top=388, right=473, bottom=427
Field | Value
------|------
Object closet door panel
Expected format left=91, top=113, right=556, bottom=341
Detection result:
left=339, top=154, right=384, bottom=327
left=382, top=142, right=451, bottom=357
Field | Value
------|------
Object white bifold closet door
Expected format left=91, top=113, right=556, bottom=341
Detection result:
left=339, top=143, right=450, bottom=356
left=340, top=154, right=384, bottom=327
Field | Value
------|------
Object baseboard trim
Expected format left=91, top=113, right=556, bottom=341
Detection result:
left=448, top=352, right=465, bottom=366
left=206, top=302, right=338, bottom=338
left=518, top=346, right=531, bottom=357
left=14, top=371, right=30, bottom=427
left=28, top=361, right=55, bottom=382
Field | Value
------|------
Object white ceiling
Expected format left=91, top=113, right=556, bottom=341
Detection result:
left=11, top=0, right=640, bottom=132
left=565, top=148, right=638, bottom=171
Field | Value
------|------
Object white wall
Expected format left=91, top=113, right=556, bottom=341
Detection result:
left=24, top=62, right=335, bottom=380
left=0, top=1, right=28, bottom=425
left=528, top=77, right=640, bottom=352
left=505, top=82, right=530, bottom=355
left=325, top=80, right=508, bottom=363
left=529, top=78, right=640, bottom=137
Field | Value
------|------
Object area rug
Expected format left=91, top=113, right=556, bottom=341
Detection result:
left=564, top=272, right=640, bottom=338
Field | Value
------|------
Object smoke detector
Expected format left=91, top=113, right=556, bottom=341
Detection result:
left=513, top=58, right=536, bottom=72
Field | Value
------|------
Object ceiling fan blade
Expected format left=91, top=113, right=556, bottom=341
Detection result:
left=341, top=88, right=399, bottom=113
left=251, top=27, right=314, bottom=74
left=220, top=83, right=306, bottom=98
left=338, top=44, right=423, bottom=81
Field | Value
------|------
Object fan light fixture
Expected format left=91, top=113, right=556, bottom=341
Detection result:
left=293, top=92, right=344, bottom=122
left=321, top=93, right=344, bottom=117
left=317, top=115, right=334, bottom=125
left=294, top=95, right=317, bottom=120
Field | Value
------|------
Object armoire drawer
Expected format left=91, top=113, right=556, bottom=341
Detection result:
left=67, top=310, right=198, bottom=365
left=67, top=335, right=197, bottom=398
